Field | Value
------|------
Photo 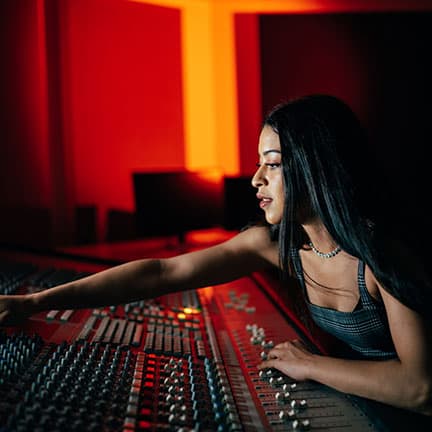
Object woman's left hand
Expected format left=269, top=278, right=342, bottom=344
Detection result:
left=257, top=339, right=315, bottom=381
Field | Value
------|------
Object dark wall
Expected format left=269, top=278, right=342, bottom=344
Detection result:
left=259, top=12, right=432, bottom=250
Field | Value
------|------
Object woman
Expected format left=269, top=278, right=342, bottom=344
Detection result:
left=1, top=95, right=431, bottom=417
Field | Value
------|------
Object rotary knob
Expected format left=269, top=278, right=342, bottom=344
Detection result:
left=292, top=419, right=311, bottom=430
left=290, top=399, right=307, bottom=410
left=275, top=391, right=291, bottom=403
left=278, top=409, right=296, bottom=421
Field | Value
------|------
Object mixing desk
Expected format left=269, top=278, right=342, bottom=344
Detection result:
left=0, top=248, right=410, bottom=431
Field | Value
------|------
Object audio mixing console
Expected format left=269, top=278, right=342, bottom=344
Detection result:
left=0, top=250, right=396, bottom=431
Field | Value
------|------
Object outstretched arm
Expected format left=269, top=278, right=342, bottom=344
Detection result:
left=0, top=226, right=278, bottom=325
left=258, top=276, right=432, bottom=415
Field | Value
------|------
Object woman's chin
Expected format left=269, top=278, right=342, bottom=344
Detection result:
left=265, top=214, right=282, bottom=225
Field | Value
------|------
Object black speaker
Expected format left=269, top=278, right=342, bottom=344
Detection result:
left=223, top=176, right=262, bottom=231
left=133, top=171, right=223, bottom=243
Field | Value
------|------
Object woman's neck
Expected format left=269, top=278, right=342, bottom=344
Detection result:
left=302, top=219, right=338, bottom=252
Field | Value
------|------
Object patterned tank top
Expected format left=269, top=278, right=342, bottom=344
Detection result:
left=291, top=249, right=397, bottom=359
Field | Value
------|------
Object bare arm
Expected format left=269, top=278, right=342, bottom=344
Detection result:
left=0, top=226, right=278, bottom=325
left=314, top=285, right=432, bottom=413
left=259, top=275, right=432, bottom=414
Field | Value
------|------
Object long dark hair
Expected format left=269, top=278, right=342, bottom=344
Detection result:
left=265, top=94, right=431, bottom=318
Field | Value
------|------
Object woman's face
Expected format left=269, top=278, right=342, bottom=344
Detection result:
left=251, top=125, right=285, bottom=225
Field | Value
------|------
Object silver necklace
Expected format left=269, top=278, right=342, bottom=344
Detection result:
left=308, top=241, right=341, bottom=259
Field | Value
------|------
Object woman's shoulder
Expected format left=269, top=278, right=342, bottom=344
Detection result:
left=237, top=223, right=276, bottom=245
left=225, top=224, right=280, bottom=266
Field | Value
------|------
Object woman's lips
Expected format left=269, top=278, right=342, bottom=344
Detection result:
left=257, top=194, right=273, bottom=209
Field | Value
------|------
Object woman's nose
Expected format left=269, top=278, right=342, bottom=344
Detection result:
left=251, top=166, right=266, bottom=188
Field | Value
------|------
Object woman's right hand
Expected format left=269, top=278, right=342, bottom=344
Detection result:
left=0, top=294, right=35, bottom=326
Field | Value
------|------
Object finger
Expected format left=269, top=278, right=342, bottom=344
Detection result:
left=274, top=341, right=292, bottom=349
left=266, top=347, right=284, bottom=360
left=269, top=342, right=294, bottom=354
left=291, top=339, right=311, bottom=353
left=257, top=359, right=282, bottom=370
left=268, top=341, right=297, bottom=357
left=0, top=310, right=8, bottom=321
left=266, top=351, right=279, bottom=360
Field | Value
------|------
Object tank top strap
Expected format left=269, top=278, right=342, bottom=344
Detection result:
left=292, top=250, right=374, bottom=308
left=357, top=259, right=375, bottom=308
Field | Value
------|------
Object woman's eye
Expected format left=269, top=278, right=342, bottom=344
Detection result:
left=255, top=162, right=281, bottom=169
left=266, top=163, right=281, bottom=169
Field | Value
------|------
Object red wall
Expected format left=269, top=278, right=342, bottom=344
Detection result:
left=0, top=0, right=51, bottom=209
left=235, top=14, right=262, bottom=177
left=0, top=0, right=183, bottom=246
left=63, top=0, right=184, bottom=211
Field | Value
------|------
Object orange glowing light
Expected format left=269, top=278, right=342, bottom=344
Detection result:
left=132, top=0, right=241, bottom=175
left=198, top=286, right=215, bottom=302
left=194, top=168, right=223, bottom=185
left=183, top=307, right=200, bottom=314
left=177, top=312, right=187, bottom=320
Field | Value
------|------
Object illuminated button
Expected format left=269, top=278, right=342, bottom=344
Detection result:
left=137, top=420, right=152, bottom=429
left=140, top=408, right=152, bottom=417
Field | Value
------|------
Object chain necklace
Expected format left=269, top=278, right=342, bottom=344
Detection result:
left=308, top=241, right=341, bottom=259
